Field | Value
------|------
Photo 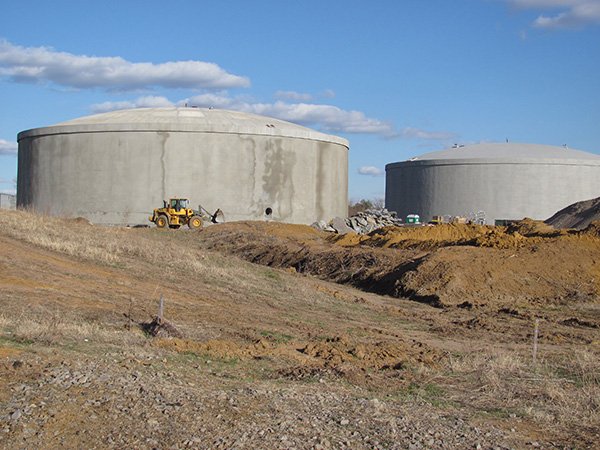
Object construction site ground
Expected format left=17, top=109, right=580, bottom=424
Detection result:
left=0, top=210, right=598, bottom=449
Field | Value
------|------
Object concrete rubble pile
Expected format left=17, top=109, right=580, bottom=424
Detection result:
left=312, top=209, right=404, bottom=235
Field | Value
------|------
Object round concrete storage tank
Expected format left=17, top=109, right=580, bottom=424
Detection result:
left=17, top=108, right=349, bottom=225
left=385, top=143, right=600, bottom=225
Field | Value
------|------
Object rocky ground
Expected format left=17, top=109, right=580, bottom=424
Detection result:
left=2, top=349, right=516, bottom=450
left=0, top=210, right=598, bottom=449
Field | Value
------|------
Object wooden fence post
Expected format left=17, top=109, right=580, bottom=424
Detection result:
left=158, top=294, right=164, bottom=323
left=532, top=318, right=539, bottom=365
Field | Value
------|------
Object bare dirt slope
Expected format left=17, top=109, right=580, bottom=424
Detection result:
left=546, top=196, right=600, bottom=229
left=1, top=210, right=599, bottom=449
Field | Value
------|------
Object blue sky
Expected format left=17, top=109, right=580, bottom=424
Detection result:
left=1, top=0, right=599, bottom=200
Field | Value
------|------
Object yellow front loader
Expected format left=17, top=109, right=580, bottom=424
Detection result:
left=149, top=198, right=224, bottom=230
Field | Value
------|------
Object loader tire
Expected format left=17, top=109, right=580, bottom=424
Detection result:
left=156, top=215, right=168, bottom=229
left=188, top=215, right=203, bottom=230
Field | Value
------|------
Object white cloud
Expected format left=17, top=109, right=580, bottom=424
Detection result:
left=508, top=0, right=600, bottom=29
left=90, top=92, right=455, bottom=141
left=357, top=166, right=384, bottom=177
left=274, top=89, right=336, bottom=101
left=254, top=102, right=395, bottom=135
left=0, top=40, right=250, bottom=90
left=394, top=127, right=457, bottom=141
left=0, top=139, right=17, bottom=155
left=274, top=90, right=313, bottom=101
left=178, top=92, right=238, bottom=109
left=91, top=96, right=174, bottom=113
left=511, top=0, right=580, bottom=7
left=183, top=93, right=396, bottom=135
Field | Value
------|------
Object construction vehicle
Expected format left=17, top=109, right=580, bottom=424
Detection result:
left=149, top=198, right=224, bottom=229
left=429, top=215, right=444, bottom=225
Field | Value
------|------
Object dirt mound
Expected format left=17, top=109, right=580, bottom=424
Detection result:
left=333, top=221, right=560, bottom=251
left=401, top=241, right=600, bottom=307
left=338, top=223, right=490, bottom=250
left=142, top=317, right=183, bottom=338
left=466, top=219, right=560, bottom=249
left=469, top=227, right=528, bottom=249
left=546, top=196, right=600, bottom=229
left=505, top=218, right=560, bottom=237
left=155, top=334, right=440, bottom=374
left=297, top=335, right=439, bottom=370
left=198, top=219, right=600, bottom=309
left=155, top=338, right=260, bottom=359
left=205, top=220, right=321, bottom=242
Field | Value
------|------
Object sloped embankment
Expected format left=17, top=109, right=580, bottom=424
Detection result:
left=200, top=220, right=600, bottom=308
left=546, top=196, right=600, bottom=229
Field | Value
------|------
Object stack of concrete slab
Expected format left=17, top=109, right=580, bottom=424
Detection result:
left=312, top=209, right=404, bottom=235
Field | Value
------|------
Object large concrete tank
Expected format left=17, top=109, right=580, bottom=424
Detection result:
left=385, top=143, right=600, bottom=225
left=17, top=108, right=349, bottom=225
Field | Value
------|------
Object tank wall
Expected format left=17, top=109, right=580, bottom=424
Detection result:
left=385, top=162, right=600, bottom=224
left=17, top=131, right=348, bottom=225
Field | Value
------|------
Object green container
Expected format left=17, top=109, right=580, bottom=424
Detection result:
left=406, top=214, right=420, bottom=224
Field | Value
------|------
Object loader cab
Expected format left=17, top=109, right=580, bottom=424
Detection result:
left=169, top=198, right=189, bottom=212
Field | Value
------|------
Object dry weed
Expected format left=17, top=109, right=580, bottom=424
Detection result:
left=0, top=312, right=145, bottom=347
left=446, top=348, right=600, bottom=431
left=0, top=210, right=277, bottom=294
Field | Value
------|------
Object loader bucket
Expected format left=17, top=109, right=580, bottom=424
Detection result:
left=211, top=209, right=225, bottom=224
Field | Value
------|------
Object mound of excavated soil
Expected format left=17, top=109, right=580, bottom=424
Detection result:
left=335, top=223, right=491, bottom=250
left=199, top=219, right=600, bottom=309
left=155, top=334, right=440, bottom=375
left=546, top=196, right=600, bottom=229
left=332, top=220, right=566, bottom=251
left=400, top=239, right=600, bottom=307
left=505, top=217, right=562, bottom=237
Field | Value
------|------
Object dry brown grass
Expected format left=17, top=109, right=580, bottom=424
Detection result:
left=0, top=209, right=286, bottom=296
left=0, top=210, right=217, bottom=270
left=0, top=312, right=146, bottom=347
left=0, top=210, right=122, bottom=264
left=446, top=348, right=600, bottom=432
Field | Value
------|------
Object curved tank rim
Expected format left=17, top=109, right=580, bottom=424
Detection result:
left=386, top=157, right=600, bottom=170
left=17, top=107, right=349, bottom=148
left=387, top=142, right=600, bottom=167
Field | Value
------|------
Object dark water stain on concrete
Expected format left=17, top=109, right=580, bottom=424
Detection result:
left=315, top=142, right=330, bottom=221
left=262, top=138, right=296, bottom=220
left=157, top=132, right=170, bottom=201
